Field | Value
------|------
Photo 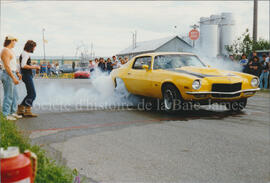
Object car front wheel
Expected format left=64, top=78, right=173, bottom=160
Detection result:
left=162, top=84, right=182, bottom=112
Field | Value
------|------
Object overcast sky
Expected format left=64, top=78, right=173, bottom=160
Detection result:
left=1, top=1, right=269, bottom=57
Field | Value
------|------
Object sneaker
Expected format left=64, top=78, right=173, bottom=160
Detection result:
left=11, top=113, right=23, bottom=119
left=6, top=115, right=17, bottom=121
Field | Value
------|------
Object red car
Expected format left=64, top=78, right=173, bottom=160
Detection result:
left=74, top=68, right=90, bottom=79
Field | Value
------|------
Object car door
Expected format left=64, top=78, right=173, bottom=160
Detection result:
left=124, top=56, right=153, bottom=96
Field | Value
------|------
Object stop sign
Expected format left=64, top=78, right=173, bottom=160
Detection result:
left=189, top=29, right=200, bottom=40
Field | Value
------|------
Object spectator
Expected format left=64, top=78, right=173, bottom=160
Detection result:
left=124, top=57, right=129, bottom=64
left=72, top=61, right=76, bottom=72
left=119, top=57, right=125, bottom=65
left=106, top=58, right=113, bottom=73
left=47, top=62, right=52, bottom=76
left=40, top=62, right=47, bottom=75
left=89, top=60, right=95, bottom=72
left=267, top=52, right=270, bottom=61
left=248, top=51, right=257, bottom=62
left=239, top=54, right=248, bottom=73
left=94, top=58, right=99, bottom=68
left=0, top=36, right=21, bottom=120
left=112, top=56, right=119, bottom=69
left=98, top=58, right=106, bottom=72
left=259, top=54, right=269, bottom=89
left=55, top=63, right=60, bottom=76
left=247, top=56, right=261, bottom=76
left=18, top=40, right=40, bottom=117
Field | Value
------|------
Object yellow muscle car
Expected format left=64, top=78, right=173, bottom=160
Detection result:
left=111, top=52, right=260, bottom=112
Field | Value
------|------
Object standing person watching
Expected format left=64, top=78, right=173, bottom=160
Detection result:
left=239, top=54, right=248, bottom=73
left=247, top=56, right=261, bottom=76
left=0, top=36, right=22, bottom=120
left=259, top=54, right=269, bottom=89
left=112, top=56, right=118, bottom=69
left=124, top=57, right=129, bottom=64
left=17, top=40, right=40, bottom=117
left=106, top=58, right=113, bottom=73
left=89, top=60, right=95, bottom=72
left=47, top=62, right=51, bottom=76
left=72, top=61, right=76, bottom=72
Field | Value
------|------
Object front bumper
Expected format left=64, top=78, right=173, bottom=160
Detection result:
left=186, top=88, right=260, bottom=95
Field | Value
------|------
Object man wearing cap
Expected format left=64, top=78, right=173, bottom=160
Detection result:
left=0, top=36, right=22, bottom=120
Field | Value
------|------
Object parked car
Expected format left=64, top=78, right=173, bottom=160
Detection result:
left=111, top=52, right=260, bottom=112
left=74, top=68, right=90, bottom=79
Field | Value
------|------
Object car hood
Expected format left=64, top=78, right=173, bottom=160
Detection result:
left=167, top=66, right=236, bottom=78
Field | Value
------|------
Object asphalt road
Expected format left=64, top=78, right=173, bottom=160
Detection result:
left=1, top=79, right=270, bottom=183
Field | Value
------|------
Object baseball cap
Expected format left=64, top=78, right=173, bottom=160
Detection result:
left=5, top=35, right=18, bottom=42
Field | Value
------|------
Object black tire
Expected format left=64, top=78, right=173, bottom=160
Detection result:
left=162, top=84, right=183, bottom=112
left=225, top=98, right=247, bottom=112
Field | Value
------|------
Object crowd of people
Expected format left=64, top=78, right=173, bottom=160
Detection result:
left=88, top=56, right=129, bottom=73
left=237, top=51, right=270, bottom=89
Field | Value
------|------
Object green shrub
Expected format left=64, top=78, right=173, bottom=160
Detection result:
left=0, top=114, right=75, bottom=183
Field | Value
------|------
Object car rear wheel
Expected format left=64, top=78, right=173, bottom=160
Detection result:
left=225, top=99, right=247, bottom=112
left=162, top=84, right=182, bottom=112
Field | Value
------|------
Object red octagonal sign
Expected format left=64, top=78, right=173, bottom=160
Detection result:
left=189, top=29, right=200, bottom=40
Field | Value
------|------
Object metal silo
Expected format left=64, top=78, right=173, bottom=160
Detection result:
left=199, top=17, right=219, bottom=57
left=220, top=12, right=235, bottom=56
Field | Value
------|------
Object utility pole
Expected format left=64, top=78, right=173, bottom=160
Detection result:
left=253, top=0, right=258, bottom=43
left=42, top=28, right=46, bottom=61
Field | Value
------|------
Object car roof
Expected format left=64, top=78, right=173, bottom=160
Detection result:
left=134, top=52, right=197, bottom=58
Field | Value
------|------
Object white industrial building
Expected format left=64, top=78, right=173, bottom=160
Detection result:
left=199, top=12, right=235, bottom=57
left=117, top=35, right=192, bottom=59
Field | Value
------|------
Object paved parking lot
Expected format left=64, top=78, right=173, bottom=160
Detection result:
left=1, top=79, right=270, bottom=183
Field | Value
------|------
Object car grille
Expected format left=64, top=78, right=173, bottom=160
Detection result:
left=211, top=83, right=242, bottom=98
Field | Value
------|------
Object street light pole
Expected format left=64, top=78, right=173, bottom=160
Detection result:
left=42, top=28, right=46, bottom=61
left=253, top=0, right=258, bottom=43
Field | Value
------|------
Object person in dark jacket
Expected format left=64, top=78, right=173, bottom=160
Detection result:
left=247, top=56, right=261, bottom=76
left=18, top=40, right=40, bottom=117
left=98, top=58, right=106, bottom=72
left=106, top=58, right=113, bottom=73
left=72, top=61, right=76, bottom=72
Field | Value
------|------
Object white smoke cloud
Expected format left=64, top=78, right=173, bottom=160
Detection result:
left=23, top=69, right=140, bottom=112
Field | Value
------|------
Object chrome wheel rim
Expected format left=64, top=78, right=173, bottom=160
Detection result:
left=164, top=89, right=174, bottom=110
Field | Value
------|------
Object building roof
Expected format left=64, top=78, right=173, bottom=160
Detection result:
left=117, top=35, right=192, bottom=56
left=30, top=56, right=81, bottom=60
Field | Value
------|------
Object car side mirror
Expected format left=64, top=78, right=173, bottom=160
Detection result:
left=142, top=65, right=149, bottom=70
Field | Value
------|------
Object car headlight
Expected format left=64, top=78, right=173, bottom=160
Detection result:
left=251, top=78, right=259, bottom=87
left=192, top=80, right=201, bottom=90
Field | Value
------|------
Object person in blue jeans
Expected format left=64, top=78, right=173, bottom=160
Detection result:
left=0, top=36, right=22, bottom=121
left=17, top=40, right=40, bottom=117
left=259, top=54, right=270, bottom=89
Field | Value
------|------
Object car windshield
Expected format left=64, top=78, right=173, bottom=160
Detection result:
left=153, top=54, right=206, bottom=70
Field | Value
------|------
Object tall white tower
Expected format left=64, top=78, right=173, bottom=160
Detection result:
left=220, top=12, right=235, bottom=56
